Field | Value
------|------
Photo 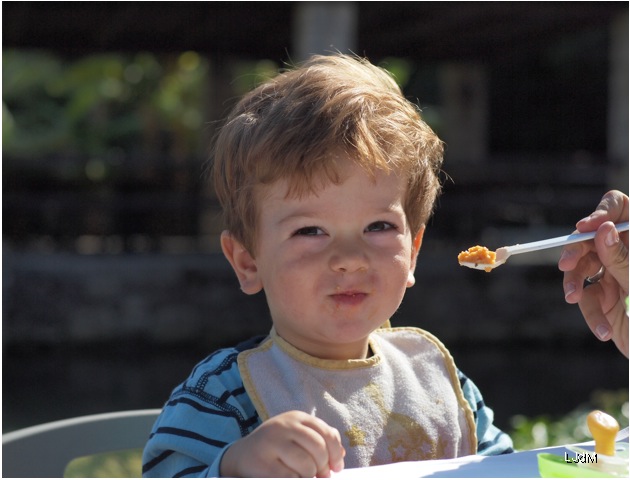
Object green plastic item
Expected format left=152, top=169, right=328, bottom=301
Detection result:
left=537, top=453, right=617, bottom=478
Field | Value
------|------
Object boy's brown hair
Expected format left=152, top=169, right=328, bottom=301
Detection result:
left=211, top=54, right=444, bottom=255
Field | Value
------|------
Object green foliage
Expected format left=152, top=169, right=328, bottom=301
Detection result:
left=2, top=49, right=208, bottom=161
left=509, top=389, right=629, bottom=451
left=2, top=50, right=425, bottom=172
left=229, top=59, right=279, bottom=96
left=379, top=57, right=413, bottom=88
left=64, top=448, right=143, bottom=478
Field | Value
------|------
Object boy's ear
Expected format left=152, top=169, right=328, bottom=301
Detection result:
left=220, top=231, right=263, bottom=295
left=407, top=227, right=425, bottom=288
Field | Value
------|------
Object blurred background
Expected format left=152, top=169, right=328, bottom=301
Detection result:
left=3, top=1, right=629, bottom=449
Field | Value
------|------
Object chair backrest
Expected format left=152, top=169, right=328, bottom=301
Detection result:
left=2, top=409, right=161, bottom=478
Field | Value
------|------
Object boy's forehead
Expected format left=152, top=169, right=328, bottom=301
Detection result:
left=257, top=163, right=407, bottom=212
left=263, top=156, right=405, bottom=197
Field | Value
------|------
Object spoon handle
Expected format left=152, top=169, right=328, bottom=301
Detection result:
left=503, top=222, right=629, bottom=256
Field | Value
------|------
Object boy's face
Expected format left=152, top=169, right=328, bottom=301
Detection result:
left=221, top=156, right=423, bottom=360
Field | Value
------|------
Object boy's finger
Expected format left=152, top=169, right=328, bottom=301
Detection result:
left=324, top=427, right=345, bottom=474
left=277, top=440, right=320, bottom=478
left=300, top=416, right=346, bottom=475
left=283, top=420, right=336, bottom=477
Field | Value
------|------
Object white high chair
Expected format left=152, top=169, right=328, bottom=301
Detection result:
left=2, top=409, right=160, bottom=477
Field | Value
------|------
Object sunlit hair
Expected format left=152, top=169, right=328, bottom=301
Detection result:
left=211, top=53, right=444, bottom=254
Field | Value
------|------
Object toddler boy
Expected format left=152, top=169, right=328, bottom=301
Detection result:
left=142, top=54, right=513, bottom=478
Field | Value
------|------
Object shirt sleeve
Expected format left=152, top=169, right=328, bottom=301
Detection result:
left=457, top=369, right=515, bottom=455
left=142, top=346, right=262, bottom=477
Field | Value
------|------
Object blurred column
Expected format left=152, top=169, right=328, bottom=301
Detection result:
left=439, top=63, right=488, bottom=163
left=293, top=3, right=358, bottom=62
left=607, top=10, right=629, bottom=192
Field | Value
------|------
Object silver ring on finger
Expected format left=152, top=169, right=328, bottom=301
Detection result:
left=586, top=265, right=606, bottom=284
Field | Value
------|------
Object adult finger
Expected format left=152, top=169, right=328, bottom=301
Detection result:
left=579, top=284, right=629, bottom=358
left=562, top=250, right=602, bottom=304
left=576, top=190, right=628, bottom=233
left=578, top=284, right=610, bottom=340
left=558, top=238, right=592, bottom=272
left=594, top=221, right=629, bottom=295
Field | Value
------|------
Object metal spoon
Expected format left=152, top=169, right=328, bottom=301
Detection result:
left=459, top=222, right=630, bottom=271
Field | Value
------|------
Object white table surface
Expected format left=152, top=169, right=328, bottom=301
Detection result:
left=332, top=440, right=623, bottom=478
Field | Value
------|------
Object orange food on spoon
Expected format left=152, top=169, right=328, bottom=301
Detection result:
left=458, top=246, right=496, bottom=272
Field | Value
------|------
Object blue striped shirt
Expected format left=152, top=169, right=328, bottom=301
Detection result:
left=142, top=336, right=513, bottom=477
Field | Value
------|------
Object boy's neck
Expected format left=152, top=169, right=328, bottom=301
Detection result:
left=271, top=328, right=374, bottom=361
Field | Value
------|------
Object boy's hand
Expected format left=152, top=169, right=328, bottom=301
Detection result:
left=220, top=410, right=346, bottom=478
left=558, top=190, right=629, bottom=357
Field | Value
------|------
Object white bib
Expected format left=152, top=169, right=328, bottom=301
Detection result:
left=238, top=327, right=477, bottom=467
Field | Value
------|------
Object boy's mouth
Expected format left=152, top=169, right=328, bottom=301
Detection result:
left=330, top=291, right=368, bottom=306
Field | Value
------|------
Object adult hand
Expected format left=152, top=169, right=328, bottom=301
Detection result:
left=220, top=410, right=346, bottom=478
left=558, top=190, right=629, bottom=358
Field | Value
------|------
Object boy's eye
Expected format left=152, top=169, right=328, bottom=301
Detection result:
left=293, top=226, right=324, bottom=236
left=366, top=221, right=395, bottom=232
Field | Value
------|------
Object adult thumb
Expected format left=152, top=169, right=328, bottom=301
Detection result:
left=595, top=221, right=629, bottom=295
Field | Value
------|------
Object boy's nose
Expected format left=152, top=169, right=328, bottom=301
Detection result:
left=329, top=241, right=369, bottom=273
